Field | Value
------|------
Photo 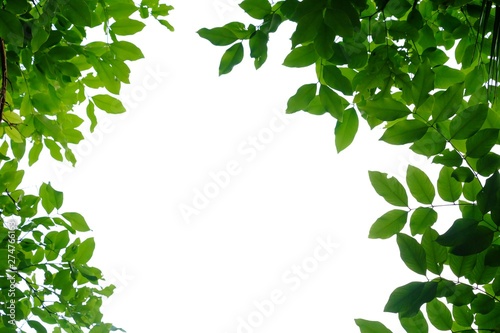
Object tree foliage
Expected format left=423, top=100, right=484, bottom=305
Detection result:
left=0, top=0, right=172, bottom=332
left=199, top=0, right=500, bottom=332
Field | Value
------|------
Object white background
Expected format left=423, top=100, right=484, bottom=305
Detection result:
left=21, top=1, right=445, bottom=332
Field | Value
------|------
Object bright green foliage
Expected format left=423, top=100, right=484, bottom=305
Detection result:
left=201, top=0, right=500, bottom=331
left=0, top=0, right=172, bottom=332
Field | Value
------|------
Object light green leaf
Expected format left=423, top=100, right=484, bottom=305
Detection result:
left=380, top=120, right=428, bottom=145
left=399, top=311, right=429, bottom=333
left=239, top=0, right=271, bottom=19
left=219, top=42, right=244, bottom=75
left=426, top=299, right=452, bottom=331
left=354, top=319, right=393, bottom=333
left=319, top=85, right=343, bottom=120
left=437, top=166, right=462, bottom=202
left=450, top=104, right=488, bottom=140
left=322, top=65, right=353, bottom=95
left=406, top=165, right=435, bottom=204
left=410, top=207, right=437, bottom=236
left=335, top=108, right=358, bottom=153
left=62, top=212, right=90, bottom=232
left=74, top=237, right=95, bottom=265
left=110, top=41, right=145, bottom=61
left=197, top=27, right=239, bottom=46
left=92, top=94, right=126, bottom=114
left=286, top=84, right=317, bottom=113
left=111, top=19, right=146, bottom=35
left=369, top=210, right=408, bottom=239
left=283, top=44, right=319, bottom=68
left=465, top=128, right=499, bottom=158
left=369, top=171, right=408, bottom=207
left=452, top=305, right=473, bottom=327
left=431, top=83, right=464, bottom=123
left=397, top=233, right=427, bottom=275
left=359, top=98, right=411, bottom=121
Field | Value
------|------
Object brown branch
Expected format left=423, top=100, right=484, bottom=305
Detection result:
left=0, top=37, right=7, bottom=124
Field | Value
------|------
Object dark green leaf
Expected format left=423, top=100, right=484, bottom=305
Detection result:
left=412, top=62, right=434, bottom=108
left=323, top=65, right=353, bottom=95
left=477, top=153, right=500, bottom=177
left=432, top=149, right=463, bottom=167
left=384, top=281, right=438, bottom=318
left=452, top=305, right=473, bottom=327
left=421, top=229, right=447, bottom=275
left=431, top=83, right=464, bottom=123
left=0, top=9, right=24, bottom=46
left=319, top=85, right=344, bottom=120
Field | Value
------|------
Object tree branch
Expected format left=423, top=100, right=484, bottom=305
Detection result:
left=0, top=38, right=7, bottom=124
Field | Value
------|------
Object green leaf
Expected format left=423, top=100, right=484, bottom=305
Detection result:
left=452, top=305, right=473, bottom=327
left=410, top=130, right=447, bottom=157
left=369, top=209, right=408, bottom=239
left=239, top=0, right=271, bottom=19
left=74, top=237, right=95, bottom=265
left=92, top=94, right=126, bottom=114
left=219, top=42, right=244, bottom=75
left=471, top=293, right=495, bottom=314
left=426, top=299, right=452, bottom=331
left=451, top=167, right=475, bottom=183
left=110, top=41, right=145, bottom=61
left=355, top=319, right=392, bottom=333
left=421, top=229, right=447, bottom=275
left=62, top=212, right=90, bottom=232
left=384, top=281, right=438, bottom=318
left=412, top=62, right=435, bottom=108
left=449, top=104, right=488, bottom=140
left=0, top=9, right=24, bottom=46
left=477, top=153, right=500, bottom=177
left=399, top=311, right=428, bottom=333
left=410, top=207, right=437, bottom=235
left=335, top=108, right=358, bottom=153
left=359, top=98, right=411, bottom=121
left=432, top=149, right=463, bottom=167
left=449, top=254, right=477, bottom=277
left=465, top=128, right=499, bottom=158
left=446, top=283, right=475, bottom=306
left=286, top=84, right=317, bottom=113
left=28, top=142, right=43, bottom=166
left=406, top=165, right=435, bottom=204
left=27, top=320, right=48, bottom=333
left=111, top=19, right=146, bottom=35
left=397, top=233, right=427, bottom=275
left=380, top=120, right=428, bottom=145
left=437, top=166, right=462, bottom=202
left=314, top=22, right=335, bottom=59
left=474, top=302, right=500, bottom=328
left=319, top=85, right=344, bottom=120
left=431, top=83, right=464, bottom=123
left=369, top=171, right=408, bottom=207
left=283, top=44, right=319, bottom=68
left=322, top=65, right=353, bottom=95
left=58, top=0, right=92, bottom=27
left=197, top=27, right=239, bottom=46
